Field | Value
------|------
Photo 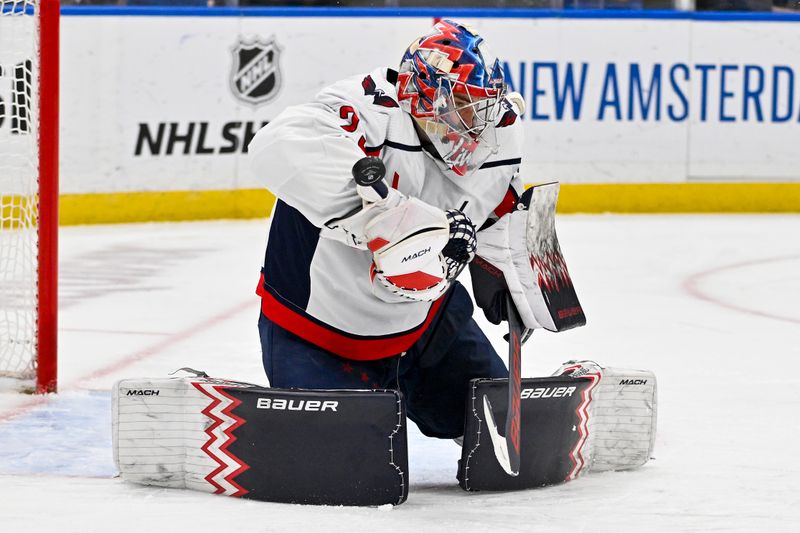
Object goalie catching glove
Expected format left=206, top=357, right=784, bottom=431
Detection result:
left=324, top=184, right=476, bottom=302
left=365, top=200, right=477, bottom=303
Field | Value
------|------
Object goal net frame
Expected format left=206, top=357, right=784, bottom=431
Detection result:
left=0, top=0, right=59, bottom=393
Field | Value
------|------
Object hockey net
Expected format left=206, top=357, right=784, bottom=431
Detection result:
left=0, top=0, right=58, bottom=393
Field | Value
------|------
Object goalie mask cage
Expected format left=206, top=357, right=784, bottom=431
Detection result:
left=0, top=0, right=59, bottom=393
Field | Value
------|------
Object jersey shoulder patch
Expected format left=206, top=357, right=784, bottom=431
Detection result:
left=362, top=74, right=400, bottom=108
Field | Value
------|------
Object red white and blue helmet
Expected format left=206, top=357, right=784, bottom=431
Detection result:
left=397, top=20, right=506, bottom=176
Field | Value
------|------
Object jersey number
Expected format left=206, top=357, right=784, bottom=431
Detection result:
left=339, top=106, right=360, bottom=133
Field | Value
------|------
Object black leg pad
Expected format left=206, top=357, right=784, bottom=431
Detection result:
left=114, top=378, right=408, bottom=506
left=458, top=376, right=592, bottom=491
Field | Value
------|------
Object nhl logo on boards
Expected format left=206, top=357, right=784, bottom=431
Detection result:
left=230, top=37, right=282, bottom=106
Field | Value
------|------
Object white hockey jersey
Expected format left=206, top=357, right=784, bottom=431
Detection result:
left=248, top=68, right=524, bottom=361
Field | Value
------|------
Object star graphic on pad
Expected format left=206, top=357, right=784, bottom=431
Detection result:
left=360, top=372, right=370, bottom=383
left=342, top=363, right=353, bottom=374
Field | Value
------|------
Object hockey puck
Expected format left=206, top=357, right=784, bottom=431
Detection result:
left=351, top=157, right=386, bottom=187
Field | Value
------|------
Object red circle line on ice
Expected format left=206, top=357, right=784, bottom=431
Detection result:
left=681, top=254, right=800, bottom=325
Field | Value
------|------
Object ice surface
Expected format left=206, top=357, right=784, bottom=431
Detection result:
left=1, top=215, right=799, bottom=532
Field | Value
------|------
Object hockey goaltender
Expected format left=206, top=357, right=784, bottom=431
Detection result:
left=112, top=20, right=657, bottom=506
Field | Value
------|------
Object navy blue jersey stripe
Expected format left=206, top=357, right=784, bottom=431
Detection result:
left=263, top=200, right=320, bottom=310
left=480, top=158, right=522, bottom=169
left=383, top=140, right=423, bottom=152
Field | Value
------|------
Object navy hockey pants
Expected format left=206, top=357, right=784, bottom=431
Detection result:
left=258, top=282, right=507, bottom=439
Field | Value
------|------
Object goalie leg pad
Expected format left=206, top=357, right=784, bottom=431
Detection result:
left=458, top=363, right=657, bottom=491
left=555, top=360, right=657, bottom=473
left=458, top=376, right=590, bottom=491
left=113, top=377, right=408, bottom=506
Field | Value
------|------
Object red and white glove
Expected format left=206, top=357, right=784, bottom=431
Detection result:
left=324, top=185, right=477, bottom=303
left=364, top=197, right=450, bottom=302
left=367, top=207, right=477, bottom=303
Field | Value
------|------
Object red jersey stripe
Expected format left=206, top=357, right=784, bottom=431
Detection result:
left=257, top=275, right=445, bottom=360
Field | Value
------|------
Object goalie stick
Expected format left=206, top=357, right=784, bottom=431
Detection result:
left=482, top=295, right=525, bottom=476
left=472, top=182, right=586, bottom=477
left=504, top=296, right=524, bottom=476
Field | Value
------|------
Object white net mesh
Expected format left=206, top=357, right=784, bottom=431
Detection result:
left=0, top=0, right=40, bottom=383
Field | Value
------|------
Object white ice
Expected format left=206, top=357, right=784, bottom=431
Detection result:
left=1, top=214, right=799, bottom=532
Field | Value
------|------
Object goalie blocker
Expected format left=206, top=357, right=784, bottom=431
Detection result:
left=113, top=376, right=408, bottom=506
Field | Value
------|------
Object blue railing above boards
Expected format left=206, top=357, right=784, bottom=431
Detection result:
left=54, top=0, right=798, bottom=13
left=57, top=5, right=800, bottom=19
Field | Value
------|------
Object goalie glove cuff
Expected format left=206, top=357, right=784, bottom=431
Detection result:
left=442, top=209, right=477, bottom=281
left=322, top=187, right=406, bottom=249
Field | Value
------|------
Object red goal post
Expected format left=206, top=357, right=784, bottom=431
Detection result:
left=38, top=0, right=59, bottom=394
left=0, top=0, right=59, bottom=393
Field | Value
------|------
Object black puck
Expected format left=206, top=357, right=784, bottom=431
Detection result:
left=351, top=157, right=386, bottom=187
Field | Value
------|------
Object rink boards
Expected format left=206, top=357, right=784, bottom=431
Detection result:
left=9, top=8, right=800, bottom=220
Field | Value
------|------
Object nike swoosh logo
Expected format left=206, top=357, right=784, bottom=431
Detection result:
left=483, top=394, right=519, bottom=477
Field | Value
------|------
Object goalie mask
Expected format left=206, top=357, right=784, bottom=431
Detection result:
left=397, top=20, right=506, bottom=177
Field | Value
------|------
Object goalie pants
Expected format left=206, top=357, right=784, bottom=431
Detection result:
left=258, top=282, right=507, bottom=439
